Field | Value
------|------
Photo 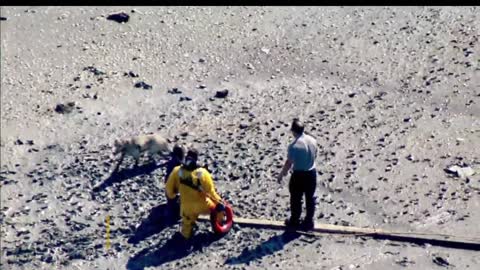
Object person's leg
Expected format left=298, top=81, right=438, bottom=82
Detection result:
left=288, top=172, right=302, bottom=226
left=304, top=169, right=317, bottom=224
left=166, top=193, right=180, bottom=221
left=181, top=211, right=198, bottom=239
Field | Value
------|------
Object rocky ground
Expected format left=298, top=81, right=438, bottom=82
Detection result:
left=1, top=6, right=479, bottom=270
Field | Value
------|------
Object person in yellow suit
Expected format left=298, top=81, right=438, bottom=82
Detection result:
left=166, top=148, right=224, bottom=239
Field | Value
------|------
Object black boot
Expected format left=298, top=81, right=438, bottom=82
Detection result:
left=300, top=219, right=314, bottom=231
left=285, top=218, right=300, bottom=228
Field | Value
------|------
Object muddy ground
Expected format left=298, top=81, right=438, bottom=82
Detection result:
left=1, top=6, right=479, bottom=270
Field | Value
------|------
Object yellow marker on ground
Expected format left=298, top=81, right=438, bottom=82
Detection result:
left=105, top=215, right=111, bottom=250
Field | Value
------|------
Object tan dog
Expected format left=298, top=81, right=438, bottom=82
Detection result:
left=112, top=134, right=171, bottom=172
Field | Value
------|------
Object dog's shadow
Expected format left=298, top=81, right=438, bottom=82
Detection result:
left=92, top=162, right=161, bottom=193
left=126, top=231, right=222, bottom=270
left=127, top=203, right=178, bottom=245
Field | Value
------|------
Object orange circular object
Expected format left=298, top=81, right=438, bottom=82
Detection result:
left=210, top=203, right=234, bottom=235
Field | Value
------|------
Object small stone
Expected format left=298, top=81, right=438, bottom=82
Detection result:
left=432, top=255, right=450, bottom=267
left=445, top=165, right=475, bottom=179
left=0, top=17, right=7, bottom=21
left=215, top=89, right=229, bottom=98
left=15, top=139, right=24, bottom=145
left=348, top=93, right=357, bottom=98
left=26, top=140, right=34, bottom=145
left=239, top=123, right=249, bottom=129
left=179, top=96, right=192, bottom=102
left=54, top=102, right=75, bottom=114
left=406, top=154, right=415, bottom=161
left=83, top=66, right=105, bottom=76
left=197, top=84, right=207, bottom=89
left=125, top=71, right=139, bottom=77
left=134, top=81, right=152, bottom=90
left=245, top=63, right=255, bottom=70
left=168, top=88, right=182, bottom=94
left=107, top=12, right=129, bottom=23
left=198, top=58, right=206, bottom=63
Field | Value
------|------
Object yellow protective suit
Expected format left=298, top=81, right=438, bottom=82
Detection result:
left=166, top=165, right=222, bottom=239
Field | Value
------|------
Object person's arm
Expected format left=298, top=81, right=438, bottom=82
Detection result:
left=278, top=145, right=295, bottom=182
left=278, top=159, right=293, bottom=182
left=165, top=166, right=179, bottom=199
left=199, top=169, right=221, bottom=202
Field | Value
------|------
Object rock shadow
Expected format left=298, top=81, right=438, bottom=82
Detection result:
left=225, top=231, right=300, bottom=265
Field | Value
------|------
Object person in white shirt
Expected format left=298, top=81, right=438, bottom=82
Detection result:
left=277, top=118, right=318, bottom=230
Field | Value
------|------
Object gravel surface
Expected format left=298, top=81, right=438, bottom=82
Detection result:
left=1, top=6, right=479, bottom=270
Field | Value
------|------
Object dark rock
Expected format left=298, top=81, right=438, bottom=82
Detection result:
left=15, top=139, right=24, bottom=145
left=26, top=140, right=34, bottom=145
left=348, top=93, right=357, bottom=98
left=199, top=58, right=206, bottom=63
left=215, top=89, right=229, bottom=98
left=54, top=102, right=76, bottom=114
left=179, top=96, right=192, bottom=102
left=0, top=17, right=6, bottom=21
left=124, top=71, right=139, bottom=77
left=239, top=123, right=249, bottom=129
left=83, top=66, right=105, bottom=76
left=107, top=12, right=130, bottom=23
left=134, top=81, right=152, bottom=90
left=168, top=88, right=182, bottom=94
left=432, top=255, right=450, bottom=267
left=40, top=254, right=53, bottom=263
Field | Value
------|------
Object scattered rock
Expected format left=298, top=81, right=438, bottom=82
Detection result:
left=83, top=66, right=105, bottom=76
left=445, top=165, right=475, bottom=179
left=432, top=255, right=450, bottom=267
left=134, top=81, right=152, bottom=90
left=215, top=89, right=229, bottom=98
left=168, top=88, right=182, bottom=94
left=107, top=12, right=130, bottom=23
left=239, top=123, right=249, bottom=129
left=179, top=96, right=192, bottom=102
left=245, top=63, right=255, bottom=70
left=54, top=102, right=76, bottom=114
left=124, top=71, right=139, bottom=77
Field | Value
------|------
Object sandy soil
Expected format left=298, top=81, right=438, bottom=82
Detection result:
left=1, top=6, right=479, bottom=270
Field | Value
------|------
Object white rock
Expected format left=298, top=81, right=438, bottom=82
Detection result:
left=446, top=165, right=475, bottom=179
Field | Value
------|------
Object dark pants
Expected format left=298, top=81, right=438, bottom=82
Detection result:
left=289, top=169, right=317, bottom=223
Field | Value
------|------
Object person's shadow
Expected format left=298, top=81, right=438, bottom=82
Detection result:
left=127, top=202, right=179, bottom=245
left=224, top=231, right=301, bottom=265
left=126, top=231, right=223, bottom=270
